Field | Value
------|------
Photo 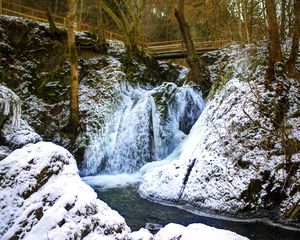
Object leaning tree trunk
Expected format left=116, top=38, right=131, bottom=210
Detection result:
left=67, top=0, right=79, bottom=133
left=44, top=7, right=58, bottom=34
left=287, top=0, right=300, bottom=71
left=174, top=0, right=211, bottom=97
left=265, top=0, right=283, bottom=87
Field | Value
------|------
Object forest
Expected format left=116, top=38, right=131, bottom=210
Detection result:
left=0, top=0, right=299, bottom=240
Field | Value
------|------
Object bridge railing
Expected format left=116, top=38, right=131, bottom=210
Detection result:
left=146, top=39, right=234, bottom=55
left=2, top=0, right=66, bottom=26
left=1, top=0, right=125, bottom=41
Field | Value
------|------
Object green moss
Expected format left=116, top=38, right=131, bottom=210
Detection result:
left=208, top=67, right=235, bottom=99
left=0, top=69, right=7, bottom=82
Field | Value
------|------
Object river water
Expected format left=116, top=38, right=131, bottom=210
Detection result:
left=92, top=185, right=300, bottom=240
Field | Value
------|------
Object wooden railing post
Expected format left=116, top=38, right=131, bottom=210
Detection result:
left=0, top=0, right=3, bottom=14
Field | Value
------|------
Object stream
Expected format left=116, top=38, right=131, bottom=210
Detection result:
left=93, top=185, right=300, bottom=240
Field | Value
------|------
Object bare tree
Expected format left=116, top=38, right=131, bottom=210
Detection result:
left=99, top=0, right=146, bottom=61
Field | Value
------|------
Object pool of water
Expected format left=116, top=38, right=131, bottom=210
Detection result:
left=93, top=185, right=300, bottom=240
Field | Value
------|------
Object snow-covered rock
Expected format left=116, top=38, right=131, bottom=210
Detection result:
left=130, top=228, right=153, bottom=240
left=139, top=44, right=300, bottom=221
left=129, top=223, right=249, bottom=240
left=0, top=142, right=130, bottom=239
left=154, top=223, right=249, bottom=240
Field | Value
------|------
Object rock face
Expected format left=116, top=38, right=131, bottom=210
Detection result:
left=139, top=44, right=300, bottom=222
left=0, top=142, right=130, bottom=239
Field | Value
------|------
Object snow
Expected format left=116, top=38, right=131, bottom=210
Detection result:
left=155, top=223, right=249, bottom=240
left=130, top=228, right=153, bottom=240
left=83, top=173, right=141, bottom=190
left=0, top=142, right=130, bottom=239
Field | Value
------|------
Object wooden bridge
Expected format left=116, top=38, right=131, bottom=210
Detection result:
left=0, top=0, right=234, bottom=60
left=145, top=39, right=232, bottom=60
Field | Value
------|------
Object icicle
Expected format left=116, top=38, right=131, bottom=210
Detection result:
left=0, top=85, right=21, bottom=129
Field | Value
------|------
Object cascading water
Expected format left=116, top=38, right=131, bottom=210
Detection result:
left=80, top=81, right=205, bottom=177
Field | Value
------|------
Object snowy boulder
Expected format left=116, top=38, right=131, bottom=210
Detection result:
left=130, top=228, right=154, bottom=240
left=0, top=142, right=130, bottom=239
left=154, top=223, right=249, bottom=240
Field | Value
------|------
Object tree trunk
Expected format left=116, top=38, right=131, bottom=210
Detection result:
left=265, top=0, right=283, bottom=67
left=79, top=0, right=83, bottom=23
left=249, top=0, right=255, bottom=40
left=54, top=0, right=58, bottom=15
left=67, top=0, right=79, bottom=133
left=44, top=7, right=58, bottom=34
left=280, top=0, right=286, bottom=40
left=96, top=1, right=106, bottom=46
left=287, top=0, right=300, bottom=70
left=174, top=0, right=211, bottom=97
left=287, top=0, right=294, bottom=36
left=242, top=0, right=250, bottom=42
left=237, top=0, right=243, bottom=41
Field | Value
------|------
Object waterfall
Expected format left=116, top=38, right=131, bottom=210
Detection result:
left=80, top=82, right=205, bottom=176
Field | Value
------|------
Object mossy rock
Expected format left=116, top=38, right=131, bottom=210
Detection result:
left=208, top=67, right=235, bottom=99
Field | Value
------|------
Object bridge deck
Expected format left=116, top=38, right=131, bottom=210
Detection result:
left=146, top=39, right=233, bottom=59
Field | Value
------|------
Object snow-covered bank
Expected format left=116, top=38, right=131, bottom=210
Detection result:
left=139, top=44, right=300, bottom=223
